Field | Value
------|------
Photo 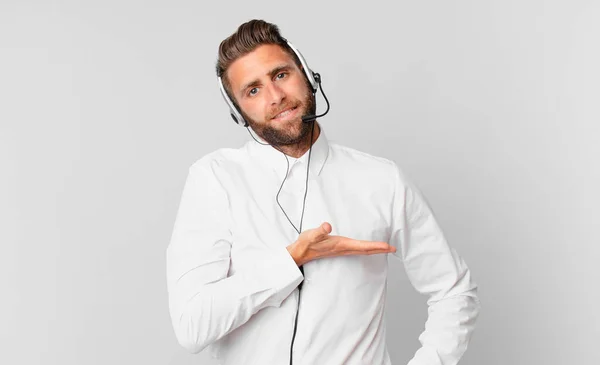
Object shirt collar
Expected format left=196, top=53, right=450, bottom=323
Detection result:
left=247, top=122, right=329, bottom=179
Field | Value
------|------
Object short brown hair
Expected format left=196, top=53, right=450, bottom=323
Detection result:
left=215, top=19, right=302, bottom=98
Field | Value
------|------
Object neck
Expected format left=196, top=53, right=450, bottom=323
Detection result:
left=276, top=122, right=320, bottom=158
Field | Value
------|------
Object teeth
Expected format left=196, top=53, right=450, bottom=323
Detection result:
left=276, top=107, right=294, bottom=118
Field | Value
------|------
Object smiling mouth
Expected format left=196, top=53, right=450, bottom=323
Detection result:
left=272, top=106, right=298, bottom=120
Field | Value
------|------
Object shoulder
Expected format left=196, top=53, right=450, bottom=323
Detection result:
left=188, top=143, right=249, bottom=175
left=329, top=142, right=398, bottom=174
left=327, top=142, right=416, bottom=193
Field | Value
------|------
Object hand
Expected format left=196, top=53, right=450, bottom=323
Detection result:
left=286, top=222, right=396, bottom=267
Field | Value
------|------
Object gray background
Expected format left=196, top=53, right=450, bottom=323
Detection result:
left=1, top=0, right=598, bottom=364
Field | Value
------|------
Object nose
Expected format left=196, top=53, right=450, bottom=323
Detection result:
left=265, top=82, right=285, bottom=105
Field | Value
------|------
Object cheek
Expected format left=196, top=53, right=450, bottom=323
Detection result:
left=289, top=78, right=311, bottom=101
left=241, top=100, right=265, bottom=120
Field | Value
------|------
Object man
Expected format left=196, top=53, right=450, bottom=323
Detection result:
left=166, top=19, right=480, bottom=365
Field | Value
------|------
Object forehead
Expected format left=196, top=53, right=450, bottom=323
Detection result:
left=227, top=44, right=296, bottom=88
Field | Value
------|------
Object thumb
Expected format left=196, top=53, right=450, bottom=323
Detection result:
left=319, top=222, right=332, bottom=235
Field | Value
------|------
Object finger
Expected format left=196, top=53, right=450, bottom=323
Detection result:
left=334, top=239, right=390, bottom=255
left=365, top=247, right=397, bottom=255
left=335, top=248, right=395, bottom=257
left=355, top=240, right=394, bottom=252
left=335, top=237, right=364, bottom=251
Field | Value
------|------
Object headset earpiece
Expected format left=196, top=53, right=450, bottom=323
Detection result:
left=218, top=77, right=248, bottom=127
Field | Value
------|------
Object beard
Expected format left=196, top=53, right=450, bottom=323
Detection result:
left=244, top=89, right=317, bottom=147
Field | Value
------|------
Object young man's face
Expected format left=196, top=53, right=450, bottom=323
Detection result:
left=227, top=44, right=315, bottom=146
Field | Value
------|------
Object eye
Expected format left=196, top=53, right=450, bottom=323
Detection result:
left=276, top=72, right=287, bottom=79
left=248, top=87, right=258, bottom=96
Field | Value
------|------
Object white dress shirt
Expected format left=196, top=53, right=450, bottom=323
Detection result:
left=166, top=123, right=480, bottom=365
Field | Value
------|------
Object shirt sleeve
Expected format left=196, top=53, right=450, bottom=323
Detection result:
left=388, top=162, right=481, bottom=365
left=166, top=160, right=304, bottom=354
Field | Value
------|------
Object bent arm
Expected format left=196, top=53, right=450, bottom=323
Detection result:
left=166, top=161, right=303, bottom=354
left=389, top=163, right=481, bottom=365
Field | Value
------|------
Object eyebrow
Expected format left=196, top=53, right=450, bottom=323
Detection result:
left=239, top=64, right=293, bottom=96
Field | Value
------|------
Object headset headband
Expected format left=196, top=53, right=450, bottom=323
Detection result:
left=217, top=41, right=318, bottom=127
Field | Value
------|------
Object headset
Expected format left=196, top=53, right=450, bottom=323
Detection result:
left=217, top=40, right=324, bottom=127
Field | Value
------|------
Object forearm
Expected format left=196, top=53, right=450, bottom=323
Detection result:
left=408, top=289, right=481, bottom=365
left=167, top=245, right=303, bottom=354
